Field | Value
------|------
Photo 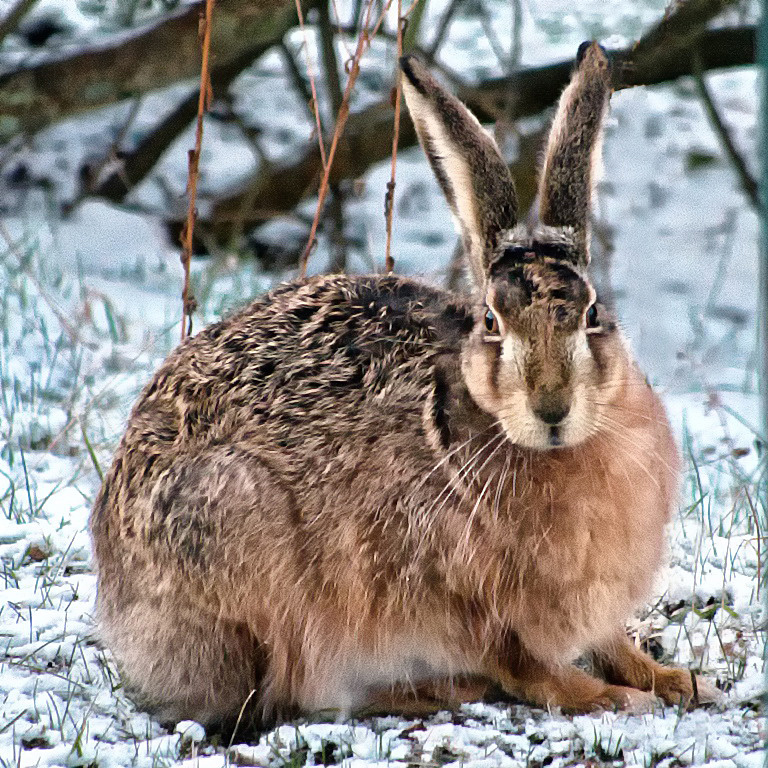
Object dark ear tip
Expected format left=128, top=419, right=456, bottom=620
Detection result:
left=576, top=41, right=592, bottom=64
left=576, top=40, right=609, bottom=66
left=399, top=54, right=428, bottom=94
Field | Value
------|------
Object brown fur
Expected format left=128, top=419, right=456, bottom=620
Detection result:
left=537, top=42, right=612, bottom=262
left=400, top=55, right=518, bottom=287
left=90, top=46, right=718, bottom=728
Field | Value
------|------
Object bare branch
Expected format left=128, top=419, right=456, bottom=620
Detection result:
left=298, top=0, right=396, bottom=276
left=0, top=0, right=319, bottom=142
left=89, top=41, right=284, bottom=204
left=629, top=0, right=738, bottom=66
left=318, top=0, right=344, bottom=116
left=0, top=0, right=40, bottom=48
left=180, top=0, right=215, bottom=341
left=692, top=50, right=759, bottom=211
left=279, top=40, right=317, bottom=124
left=384, top=0, right=406, bottom=273
left=295, top=0, right=328, bottom=169
left=187, top=24, right=755, bottom=245
left=426, top=0, right=463, bottom=59
left=319, top=0, right=348, bottom=272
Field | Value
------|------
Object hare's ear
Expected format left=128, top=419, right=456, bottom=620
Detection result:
left=538, top=42, right=612, bottom=264
left=400, top=55, right=517, bottom=287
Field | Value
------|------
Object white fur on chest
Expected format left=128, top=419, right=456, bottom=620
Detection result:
left=297, top=634, right=476, bottom=715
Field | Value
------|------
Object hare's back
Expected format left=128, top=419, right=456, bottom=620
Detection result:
left=92, top=274, right=475, bottom=589
left=123, top=274, right=473, bottom=465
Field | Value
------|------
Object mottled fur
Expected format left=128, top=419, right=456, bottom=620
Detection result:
left=399, top=55, right=518, bottom=287
left=537, top=42, right=611, bottom=261
left=91, top=46, right=718, bottom=728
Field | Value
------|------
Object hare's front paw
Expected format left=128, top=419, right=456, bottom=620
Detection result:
left=654, top=668, right=723, bottom=708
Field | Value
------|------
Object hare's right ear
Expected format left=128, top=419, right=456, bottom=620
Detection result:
left=400, top=55, right=518, bottom=288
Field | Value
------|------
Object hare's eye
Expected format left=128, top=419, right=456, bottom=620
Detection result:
left=586, top=303, right=599, bottom=329
left=484, top=309, right=499, bottom=334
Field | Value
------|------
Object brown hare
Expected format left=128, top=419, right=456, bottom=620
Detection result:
left=90, top=44, right=718, bottom=729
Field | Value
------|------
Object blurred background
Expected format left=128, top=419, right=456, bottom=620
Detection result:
left=0, top=0, right=758, bottom=395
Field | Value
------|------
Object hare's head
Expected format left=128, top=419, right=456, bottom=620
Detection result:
left=401, top=45, right=628, bottom=451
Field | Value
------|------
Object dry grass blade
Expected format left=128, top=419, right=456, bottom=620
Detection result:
left=298, top=0, right=395, bottom=277
left=0, top=221, right=79, bottom=343
left=295, top=0, right=328, bottom=170
left=179, top=0, right=215, bottom=341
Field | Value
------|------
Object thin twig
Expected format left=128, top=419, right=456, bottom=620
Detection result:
left=427, top=0, right=463, bottom=59
left=295, top=0, right=328, bottom=170
left=0, top=0, right=40, bottom=47
left=69, top=98, right=143, bottom=209
left=89, top=37, right=296, bottom=205
left=218, top=93, right=273, bottom=168
left=280, top=40, right=318, bottom=124
left=298, top=0, right=396, bottom=276
left=350, top=0, right=366, bottom=37
left=384, top=0, right=406, bottom=273
left=318, top=0, right=344, bottom=115
left=335, top=23, right=467, bottom=81
left=197, top=23, right=755, bottom=243
left=330, top=0, right=355, bottom=60
left=509, top=0, right=523, bottom=69
left=319, top=0, right=348, bottom=272
left=179, top=0, right=215, bottom=341
left=476, top=1, right=509, bottom=70
left=692, top=50, right=760, bottom=212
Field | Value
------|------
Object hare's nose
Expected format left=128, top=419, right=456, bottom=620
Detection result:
left=532, top=391, right=571, bottom=425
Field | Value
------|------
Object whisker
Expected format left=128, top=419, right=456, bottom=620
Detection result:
left=413, top=431, right=506, bottom=546
left=593, top=415, right=672, bottom=488
left=406, top=422, right=500, bottom=500
left=492, top=454, right=511, bottom=521
left=424, top=431, right=508, bottom=521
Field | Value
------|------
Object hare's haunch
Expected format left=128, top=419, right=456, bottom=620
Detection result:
left=91, top=45, right=718, bottom=727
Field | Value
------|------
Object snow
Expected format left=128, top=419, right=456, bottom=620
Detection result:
left=0, top=0, right=763, bottom=766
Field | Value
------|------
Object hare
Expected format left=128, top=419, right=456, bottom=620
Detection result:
left=90, top=44, right=718, bottom=729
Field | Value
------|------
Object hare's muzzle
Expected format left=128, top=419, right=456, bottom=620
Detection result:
left=530, top=389, right=571, bottom=426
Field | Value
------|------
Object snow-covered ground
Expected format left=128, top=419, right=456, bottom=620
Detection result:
left=0, top=0, right=763, bottom=766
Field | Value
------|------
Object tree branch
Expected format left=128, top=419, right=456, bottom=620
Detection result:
left=628, top=0, right=737, bottom=66
left=692, top=50, right=760, bottom=210
left=0, top=0, right=317, bottom=142
left=87, top=40, right=280, bottom=203
left=0, top=0, right=40, bottom=48
left=185, top=24, right=755, bottom=245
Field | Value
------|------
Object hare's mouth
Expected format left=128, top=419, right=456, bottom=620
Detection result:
left=548, top=427, right=564, bottom=448
left=495, top=404, right=595, bottom=451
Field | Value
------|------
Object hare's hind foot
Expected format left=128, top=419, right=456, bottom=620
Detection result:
left=483, top=637, right=661, bottom=715
left=107, top=601, right=266, bottom=729
left=592, top=633, right=723, bottom=708
left=504, top=662, right=658, bottom=715
left=354, top=676, right=492, bottom=719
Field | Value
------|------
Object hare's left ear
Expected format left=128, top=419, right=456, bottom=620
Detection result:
left=400, top=55, right=518, bottom=288
left=537, top=42, right=612, bottom=264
